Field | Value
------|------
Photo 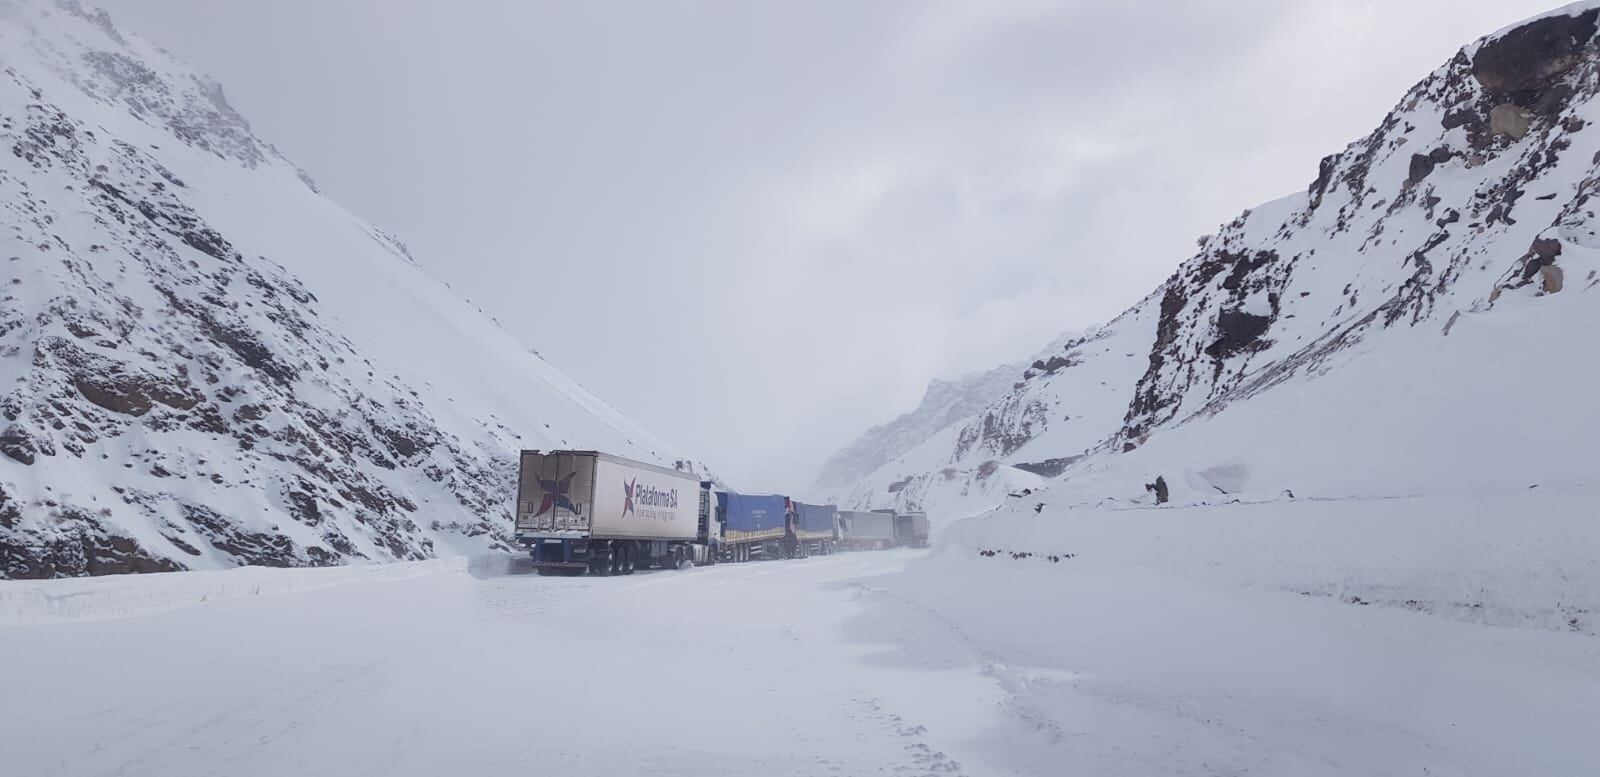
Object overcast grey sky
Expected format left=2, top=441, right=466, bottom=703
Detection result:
left=97, top=0, right=1552, bottom=491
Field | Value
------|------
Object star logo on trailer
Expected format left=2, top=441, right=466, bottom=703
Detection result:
left=535, top=472, right=578, bottom=517
left=621, top=478, right=637, bottom=518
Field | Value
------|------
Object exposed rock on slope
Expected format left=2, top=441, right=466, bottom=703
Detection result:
left=827, top=2, right=1600, bottom=515
left=0, top=1, right=702, bottom=577
left=1122, top=3, right=1600, bottom=443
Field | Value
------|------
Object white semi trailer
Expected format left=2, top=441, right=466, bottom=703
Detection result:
left=514, top=450, right=719, bottom=576
left=839, top=510, right=895, bottom=550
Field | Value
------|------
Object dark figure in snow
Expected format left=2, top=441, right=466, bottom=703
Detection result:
left=1144, top=476, right=1170, bottom=505
left=782, top=500, right=799, bottom=559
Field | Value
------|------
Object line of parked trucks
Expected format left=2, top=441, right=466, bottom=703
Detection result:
left=513, top=450, right=930, bottom=576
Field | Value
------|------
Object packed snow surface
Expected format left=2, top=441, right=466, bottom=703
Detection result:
left=5, top=508, right=1598, bottom=776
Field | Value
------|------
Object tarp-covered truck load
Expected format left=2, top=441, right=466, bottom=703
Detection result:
left=717, top=492, right=791, bottom=563
left=840, top=510, right=894, bottom=550
left=793, top=502, right=839, bottom=556
left=793, top=503, right=837, bottom=538
left=515, top=450, right=715, bottom=575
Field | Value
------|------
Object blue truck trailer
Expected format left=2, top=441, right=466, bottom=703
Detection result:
left=717, top=491, right=793, bottom=562
left=793, top=502, right=839, bottom=557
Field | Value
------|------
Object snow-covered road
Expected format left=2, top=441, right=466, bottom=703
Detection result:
left=2, top=552, right=998, bottom=777
left=3, top=544, right=1597, bottom=776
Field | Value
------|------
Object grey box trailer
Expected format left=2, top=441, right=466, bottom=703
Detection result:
left=894, top=512, right=930, bottom=549
left=840, top=510, right=895, bottom=550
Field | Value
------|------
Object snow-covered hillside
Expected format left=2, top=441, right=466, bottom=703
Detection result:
left=813, top=363, right=1019, bottom=497
left=0, top=0, right=705, bottom=578
left=826, top=2, right=1600, bottom=520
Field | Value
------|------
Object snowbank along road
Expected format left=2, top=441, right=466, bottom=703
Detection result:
left=5, top=531, right=1596, bottom=777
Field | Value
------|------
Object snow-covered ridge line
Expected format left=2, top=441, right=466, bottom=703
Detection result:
left=1479, top=0, right=1600, bottom=44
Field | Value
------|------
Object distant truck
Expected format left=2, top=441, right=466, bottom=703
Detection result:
left=793, top=502, right=840, bottom=557
left=717, top=491, right=791, bottom=562
left=514, top=450, right=718, bottom=576
left=839, top=510, right=895, bottom=550
left=894, top=511, right=930, bottom=549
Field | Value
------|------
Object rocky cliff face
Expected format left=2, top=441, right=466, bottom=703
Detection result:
left=826, top=3, right=1600, bottom=515
left=0, top=1, right=701, bottom=577
left=1123, top=5, right=1600, bottom=444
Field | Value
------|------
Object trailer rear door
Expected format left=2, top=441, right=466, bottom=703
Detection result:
left=515, top=451, right=596, bottom=534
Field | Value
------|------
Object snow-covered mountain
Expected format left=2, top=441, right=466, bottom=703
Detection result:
left=0, top=0, right=707, bottom=578
left=826, top=2, right=1600, bottom=518
left=813, top=362, right=1023, bottom=495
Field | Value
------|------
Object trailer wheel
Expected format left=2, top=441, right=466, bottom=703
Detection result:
left=621, top=546, right=635, bottom=576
